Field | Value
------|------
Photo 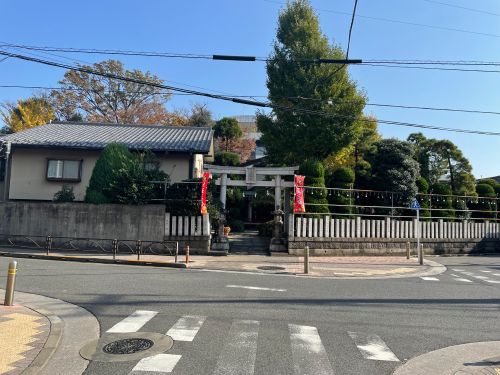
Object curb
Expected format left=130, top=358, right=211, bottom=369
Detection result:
left=393, top=341, right=500, bottom=375
left=20, top=306, right=63, bottom=375
left=0, top=251, right=187, bottom=268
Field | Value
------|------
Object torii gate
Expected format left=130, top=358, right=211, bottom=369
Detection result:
left=204, top=164, right=298, bottom=210
left=204, top=164, right=298, bottom=252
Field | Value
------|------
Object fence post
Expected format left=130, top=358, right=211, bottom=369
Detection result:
left=185, top=245, right=190, bottom=266
left=175, top=242, right=179, bottom=264
left=136, top=240, right=142, bottom=261
left=304, top=245, right=309, bottom=274
left=406, top=242, right=410, bottom=259
left=4, top=261, right=17, bottom=306
left=112, top=239, right=118, bottom=260
left=45, top=235, right=52, bottom=256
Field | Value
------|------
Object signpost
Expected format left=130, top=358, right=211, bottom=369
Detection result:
left=410, top=199, right=423, bottom=265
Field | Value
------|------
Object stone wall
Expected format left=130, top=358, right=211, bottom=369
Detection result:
left=0, top=201, right=165, bottom=241
left=288, top=237, right=500, bottom=256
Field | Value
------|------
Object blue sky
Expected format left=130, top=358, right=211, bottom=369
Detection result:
left=1, top=0, right=499, bottom=178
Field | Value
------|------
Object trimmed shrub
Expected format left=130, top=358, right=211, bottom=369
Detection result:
left=53, top=185, right=75, bottom=202
left=227, top=219, right=245, bottom=232
left=472, top=183, right=497, bottom=220
left=416, top=177, right=431, bottom=218
left=299, top=160, right=329, bottom=215
left=326, top=167, right=355, bottom=216
left=214, top=152, right=240, bottom=166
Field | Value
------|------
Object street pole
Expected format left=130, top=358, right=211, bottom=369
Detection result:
left=417, top=209, right=423, bottom=265
left=304, top=246, right=309, bottom=274
left=4, top=261, right=17, bottom=306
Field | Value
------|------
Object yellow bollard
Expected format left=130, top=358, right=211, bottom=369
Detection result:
left=4, top=261, right=17, bottom=306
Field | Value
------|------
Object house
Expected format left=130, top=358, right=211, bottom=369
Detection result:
left=0, top=121, right=214, bottom=201
left=232, top=115, right=266, bottom=159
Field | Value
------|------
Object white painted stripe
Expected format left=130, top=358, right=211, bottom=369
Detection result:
left=452, top=268, right=465, bottom=272
left=348, top=332, right=399, bottom=362
left=289, top=324, right=335, bottom=375
left=420, top=277, right=439, bottom=281
left=226, top=285, right=286, bottom=292
left=480, top=270, right=493, bottom=273
left=167, top=315, right=206, bottom=342
left=492, top=273, right=500, bottom=277
left=213, top=320, right=259, bottom=375
left=485, top=280, right=500, bottom=284
left=131, top=353, right=181, bottom=373
left=107, top=310, right=157, bottom=333
left=450, top=274, right=473, bottom=283
left=472, top=275, right=489, bottom=280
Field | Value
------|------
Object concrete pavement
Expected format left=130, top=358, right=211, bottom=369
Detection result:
left=0, top=288, right=99, bottom=375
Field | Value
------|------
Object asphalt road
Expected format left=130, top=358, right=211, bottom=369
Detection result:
left=1, top=255, right=499, bottom=375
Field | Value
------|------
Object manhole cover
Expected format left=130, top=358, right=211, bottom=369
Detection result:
left=257, top=266, right=286, bottom=271
left=102, top=338, right=153, bottom=355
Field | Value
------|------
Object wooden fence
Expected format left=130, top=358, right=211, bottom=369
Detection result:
left=290, top=216, right=500, bottom=240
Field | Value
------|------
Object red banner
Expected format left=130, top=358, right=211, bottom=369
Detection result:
left=200, top=171, right=210, bottom=215
left=294, top=175, right=306, bottom=213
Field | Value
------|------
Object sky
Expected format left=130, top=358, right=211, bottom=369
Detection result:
left=0, top=0, right=499, bottom=178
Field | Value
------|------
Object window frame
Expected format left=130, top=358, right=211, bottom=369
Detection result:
left=46, top=159, right=83, bottom=182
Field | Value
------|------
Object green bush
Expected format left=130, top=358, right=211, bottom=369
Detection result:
left=257, top=220, right=273, bottom=237
left=227, top=219, right=245, bottom=232
left=53, top=185, right=75, bottom=202
left=214, top=152, right=240, bottom=166
left=85, top=143, right=133, bottom=203
left=416, top=177, right=429, bottom=193
left=473, top=183, right=496, bottom=220
left=476, top=183, right=495, bottom=197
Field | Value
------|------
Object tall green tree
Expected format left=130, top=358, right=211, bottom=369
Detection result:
left=366, top=139, right=420, bottom=207
left=257, top=0, right=366, bottom=165
left=408, top=133, right=475, bottom=195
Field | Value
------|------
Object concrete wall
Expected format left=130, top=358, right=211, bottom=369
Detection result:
left=0, top=201, right=165, bottom=241
left=8, top=148, right=195, bottom=201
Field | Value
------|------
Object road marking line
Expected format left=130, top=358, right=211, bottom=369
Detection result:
left=450, top=274, right=472, bottom=282
left=472, top=276, right=489, bottom=280
left=289, top=324, right=335, bottom=375
left=348, top=332, right=400, bottom=362
left=420, top=277, right=439, bottom=281
left=226, top=284, right=286, bottom=292
left=131, top=353, right=181, bottom=373
left=167, top=315, right=206, bottom=342
left=455, top=278, right=473, bottom=283
left=480, top=270, right=493, bottom=273
left=452, top=268, right=465, bottom=272
left=213, top=320, right=259, bottom=375
left=107, top=310, right=158, bottom=333
left=486, top=280, right=500, bottom=284
left=493, top=273, right=500, bottom=277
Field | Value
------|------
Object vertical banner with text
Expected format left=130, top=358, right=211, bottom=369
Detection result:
left=294, top=175, right=306, bottom=213
left=200, top=171, right=210, bottom=215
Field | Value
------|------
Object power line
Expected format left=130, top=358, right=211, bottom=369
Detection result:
left=345, top=0, right=359, bottom=59
left=421, top=0, right=500, bottom=17
left=263, top=0, right=500, bottom=38
left=3, top=84, right=500, bottom=116
left=0, top=50, right=498, bottom=136
left=5, top=42, right=500, bottom=74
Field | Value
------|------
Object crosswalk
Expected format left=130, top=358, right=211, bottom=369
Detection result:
left=98, top=310, right=403, bottom=374
left=419, top=268, right=500, bottom=284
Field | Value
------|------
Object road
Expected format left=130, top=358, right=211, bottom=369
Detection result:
left=1, top=256, right=499, bottom=375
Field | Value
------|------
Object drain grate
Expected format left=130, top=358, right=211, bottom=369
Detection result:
left=102, top=338, right=154, bottom=355
left=257, top=266, right=286, bottom=271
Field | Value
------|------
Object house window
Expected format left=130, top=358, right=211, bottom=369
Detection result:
left=47, top=159, right=82, bottom=181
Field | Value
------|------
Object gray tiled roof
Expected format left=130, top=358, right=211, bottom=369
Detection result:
left=2, top=122, right=214, bottom=153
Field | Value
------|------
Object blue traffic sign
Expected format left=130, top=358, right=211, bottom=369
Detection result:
left=410, top=199, right=421, bottom=210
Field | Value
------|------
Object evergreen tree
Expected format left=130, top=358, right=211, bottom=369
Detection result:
left=299, top=159, right=329, bottom=214
left=257, top=0, right=366, bottom=165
